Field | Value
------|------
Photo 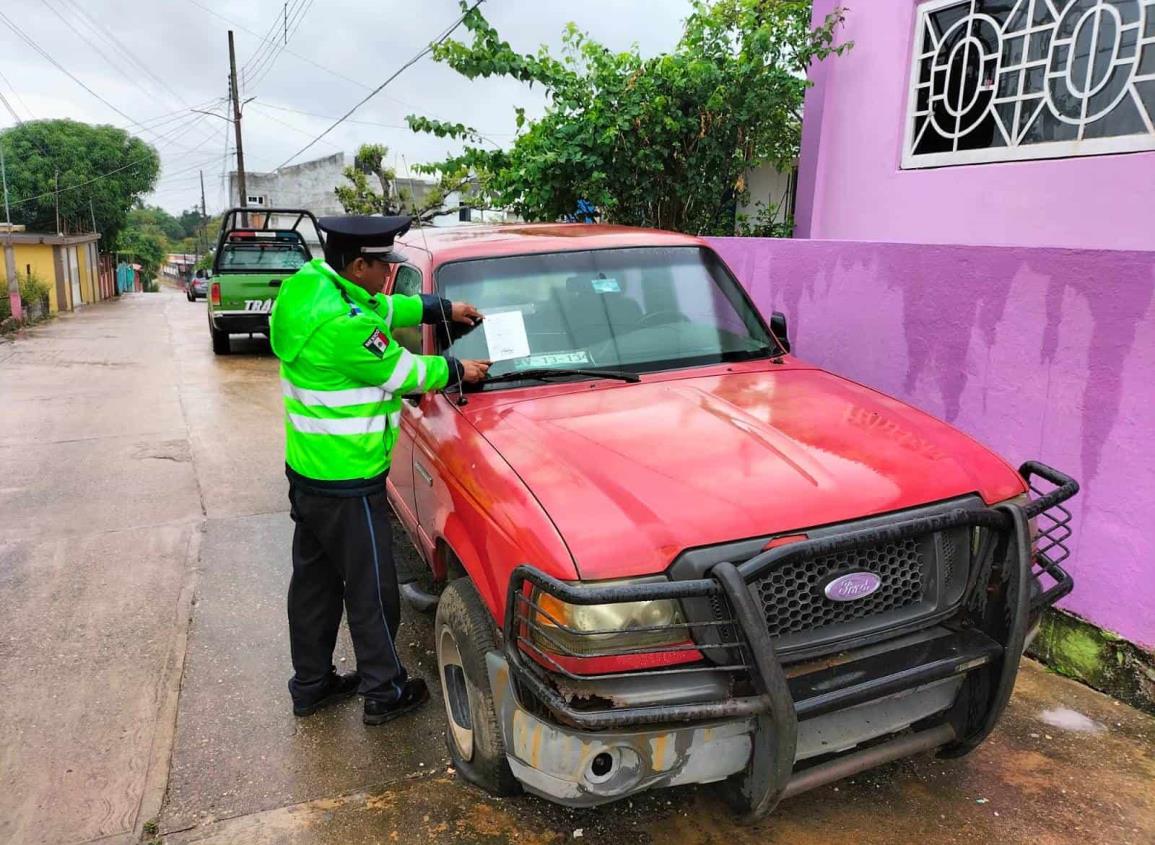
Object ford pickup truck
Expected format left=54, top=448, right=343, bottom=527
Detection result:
left=384, top=223, right=1078, bottom=820
left=207, top=208, right=319, bottom=354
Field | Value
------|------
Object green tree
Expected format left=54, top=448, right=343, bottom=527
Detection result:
left=178, top=207, right=208, bottom=239
left=0, top=119, right=160, bottom=246
left=335, top=143, right=479, bottom=224
left=408, top=0, right=849, bottom=235
left=126, top=204, right=185, bottom=242
left=335, top=144, right=404, bottom=215
left=116, top=224, right=167, bottom=282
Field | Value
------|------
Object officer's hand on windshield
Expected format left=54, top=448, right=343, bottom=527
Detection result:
left=460, top=359, right=492, bottom=384
left=451, top=302, right=484, bottom=326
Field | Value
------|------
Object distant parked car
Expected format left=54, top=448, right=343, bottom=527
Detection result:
left=187, top=270, right=210, bottom=301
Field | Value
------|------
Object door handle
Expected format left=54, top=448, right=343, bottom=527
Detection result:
left=414, top=462, right=433, bottom=486
left=268, top=279, right=282, bottom=287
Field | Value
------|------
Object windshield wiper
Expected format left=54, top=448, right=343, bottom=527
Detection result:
left=483, top=367, right=641, bottom=386
left=722, top=345, right=781, bottom=361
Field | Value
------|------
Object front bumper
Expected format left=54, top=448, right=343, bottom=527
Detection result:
left=498, top=462, right=1078, bottom=817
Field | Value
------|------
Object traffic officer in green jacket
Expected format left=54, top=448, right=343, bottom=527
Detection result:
left=269, top=215, right=490, bottom=725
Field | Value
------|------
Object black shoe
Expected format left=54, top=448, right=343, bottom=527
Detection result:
left=363, top=678, right=430, bottom=725
left=293, top=672, right=360, bottom=717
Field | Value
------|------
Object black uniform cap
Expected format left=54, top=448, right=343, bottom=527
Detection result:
left=318, top=215, right=413, bottom=265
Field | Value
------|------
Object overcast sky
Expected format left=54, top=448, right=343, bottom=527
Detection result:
left=0, top=0, right=693, bottom=215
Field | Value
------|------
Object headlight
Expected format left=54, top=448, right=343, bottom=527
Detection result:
left=530, top=578, right=688, bottom=657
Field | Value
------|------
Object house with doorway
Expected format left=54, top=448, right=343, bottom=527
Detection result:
left=710, top=0, right=1155, bottom=702
left=1, top=225, right=106, bottom=313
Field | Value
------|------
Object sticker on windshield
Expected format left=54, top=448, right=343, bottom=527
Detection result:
left=591, top=277, right=621, bottom=293
left=515, top=351, right=591, bottom=369
left=484, top=310, right=531, bottom=362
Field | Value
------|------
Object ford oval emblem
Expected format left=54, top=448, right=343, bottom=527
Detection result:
left=823, top=571, right=882, bottom=602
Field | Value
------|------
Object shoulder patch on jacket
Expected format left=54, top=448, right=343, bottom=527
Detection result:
left=362, top=327, right=388, bottom=358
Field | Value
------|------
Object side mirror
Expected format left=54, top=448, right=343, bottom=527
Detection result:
left=770, top=311, right=791, bottom=354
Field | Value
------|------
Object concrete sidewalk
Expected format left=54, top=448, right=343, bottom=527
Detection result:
left=0, top=295, right=203, bottom=845
left=1, top=291, right=1152, bottom=845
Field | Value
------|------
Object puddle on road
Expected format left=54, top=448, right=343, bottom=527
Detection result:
left=1038, top=707, right=1106, bottom=734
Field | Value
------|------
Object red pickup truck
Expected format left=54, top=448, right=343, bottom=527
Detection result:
left=385, top=224, right=1078, bottom=820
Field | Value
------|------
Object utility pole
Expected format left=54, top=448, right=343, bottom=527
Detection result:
left=89, top=199, right=105, bottom=299
left=228, top=31, right=248, bottom=209
left=54, top=169, right=61, bottom=234
left=199, top=169, right=209, bottom=258
left=1, top=137, right=21, bottom=323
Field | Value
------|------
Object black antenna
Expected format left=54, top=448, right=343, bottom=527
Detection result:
left=402, top=155, right=468, bottom=406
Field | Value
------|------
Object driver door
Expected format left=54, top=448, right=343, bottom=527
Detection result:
left=386, top=265, right=424, bottom=539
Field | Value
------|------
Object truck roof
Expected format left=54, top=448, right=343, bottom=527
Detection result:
left=396, top=223, right=708, bottom=267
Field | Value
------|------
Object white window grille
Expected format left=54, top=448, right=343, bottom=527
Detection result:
left=903, top=0, right=1155, bottom=168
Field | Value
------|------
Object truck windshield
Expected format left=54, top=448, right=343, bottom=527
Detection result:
left=218, top=242, right=310, bottom=272
left=437, top=246, right=778, bottom=382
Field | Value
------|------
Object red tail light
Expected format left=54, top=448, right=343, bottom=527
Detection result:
left=209, top=282, right=221, bottom=306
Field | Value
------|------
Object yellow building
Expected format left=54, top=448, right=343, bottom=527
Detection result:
left=3, top=229, right=104, bottom=313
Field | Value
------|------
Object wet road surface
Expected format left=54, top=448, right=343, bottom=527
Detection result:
left=1, top=290, right=1152, bottom=844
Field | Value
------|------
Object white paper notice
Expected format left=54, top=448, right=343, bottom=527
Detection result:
left=484, top=310, right=531, bottom=362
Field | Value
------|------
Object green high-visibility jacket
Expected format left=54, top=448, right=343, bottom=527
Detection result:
left=270, top=258, right=459, bottom=493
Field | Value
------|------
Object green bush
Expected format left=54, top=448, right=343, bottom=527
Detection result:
left=20, top=273, right=51, bottom=306
left=0, top=272, right=53, bottom=321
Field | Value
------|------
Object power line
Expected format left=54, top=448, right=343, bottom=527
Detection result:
left=5, top=112, right=220, bottom=208
left=180, top=0, right=483, bottom=130
left=0, top=11, right=143, bottom=128
left=11, top=148, right=230, bottom=209
left=247, top=0, right=316, bottom=91
left=0, top=67, right=35, bottom=121
left=275, top=0, right=486, bottom=169
left=55, top=0, right=222, bottom=149
left=0, top=9, right=217, bottom=154
left=184, top=0, right=373, bottom=92
left=40, top=0, right=154, bottom=98
left=248, top=103, right=343, bottom=146
left=242, top=0, right=310, bottom=89
left=239, top=1, right=297, bottom=85
left=57, top=0, right=186, bottom=102
left=254, top=100, right=516, bottom=136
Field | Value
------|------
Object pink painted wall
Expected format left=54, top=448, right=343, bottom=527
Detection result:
left=708, top=236, right=1155, bottom=649
left=796, top=0, right=1155, bottom=251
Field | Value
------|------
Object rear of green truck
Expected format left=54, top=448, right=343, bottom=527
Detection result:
left=207, top=212, right=316, bottom=355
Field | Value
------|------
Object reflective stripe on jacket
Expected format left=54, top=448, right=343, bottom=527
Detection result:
left=270, top=258, right=455, bottom=488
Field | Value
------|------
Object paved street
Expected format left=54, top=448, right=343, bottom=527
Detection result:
left=1, top=289, right=1153, bottom=845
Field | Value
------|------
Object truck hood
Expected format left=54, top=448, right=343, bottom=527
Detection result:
left=473, top=368, right=1025, bottom=580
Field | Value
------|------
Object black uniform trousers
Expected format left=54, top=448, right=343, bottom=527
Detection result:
left=287, top=485, right=408, bottom=705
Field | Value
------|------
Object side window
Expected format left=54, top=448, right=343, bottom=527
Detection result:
left=393, top=265, right=423, bottom=296
left=392, top=266, right=424, bottom=355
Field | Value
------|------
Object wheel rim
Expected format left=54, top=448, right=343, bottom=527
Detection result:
left=437, top=624, right=475, bottom=761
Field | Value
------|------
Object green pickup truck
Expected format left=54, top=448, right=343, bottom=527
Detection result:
left=207, top=208, right=322, bottom=354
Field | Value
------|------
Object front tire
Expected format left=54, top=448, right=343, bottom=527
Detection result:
left=435, top=578, right=520, bottom=796
left=210, top=323, right=231, bottom=355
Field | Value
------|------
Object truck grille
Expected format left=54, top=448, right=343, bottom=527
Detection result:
left=669, top=498, right=981, bottom=660
left=751, top=537, right=927, bottom=638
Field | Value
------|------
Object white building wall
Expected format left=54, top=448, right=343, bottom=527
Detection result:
left=738, top=164, right=795, bottom=229
left=229, top=155, right=518, bottom=234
